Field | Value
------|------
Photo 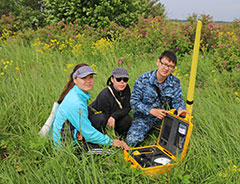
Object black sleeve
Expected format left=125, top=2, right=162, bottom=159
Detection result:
left=94, top=90, right=112, bottom=118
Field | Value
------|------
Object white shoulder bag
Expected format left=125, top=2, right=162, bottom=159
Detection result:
left=38, top=102, right=59, bottom=138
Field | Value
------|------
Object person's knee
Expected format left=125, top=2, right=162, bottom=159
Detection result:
left=126, top=125, right=143, bottom=146
left=125, top=115, right=132, bottom=126
left=125, top=118, right=152, bottom=146
left=90, top=113, right=107, bottom=132
left=97, top=113, right=107, bottom=123
left=115, top=115, right=132, bottom=135
left=126, top=132, right=143, bottom=147
left=97, top=113, right=107, bottom=130
left=121, top=115, right=132, bottom=128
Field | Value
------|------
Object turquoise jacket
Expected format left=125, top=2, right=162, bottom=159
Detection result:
left=52, top=85, right=113, bottom=147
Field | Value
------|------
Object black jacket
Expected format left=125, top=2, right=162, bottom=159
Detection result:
left=90, top=84, right=131, bottom=120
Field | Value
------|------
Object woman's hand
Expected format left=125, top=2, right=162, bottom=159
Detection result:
left=150, top=108, right=168, bottom=119
left=112, top=139, right=129, bottom=150
left=107, top=116, right=115, bottom=128
left=77, top=131, right=83, bottom=141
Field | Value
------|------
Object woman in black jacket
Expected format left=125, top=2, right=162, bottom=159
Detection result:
left=89, top=67, right=132, bottom=136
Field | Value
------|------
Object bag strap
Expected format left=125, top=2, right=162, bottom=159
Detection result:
left=152, top=76, right=172, bottom=110
left=108, top=86, right=123, bottom=109
left=150, top=70, right=161, bottom=98
left=154, top=85, right=161, bottom=98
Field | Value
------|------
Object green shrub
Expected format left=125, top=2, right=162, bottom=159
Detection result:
left=42, top=0, right=149, bottom=29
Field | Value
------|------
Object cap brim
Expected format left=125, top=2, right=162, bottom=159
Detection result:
left=113, top=74, right=129, bottom=78
left=80, top=72, right=97, bottom=78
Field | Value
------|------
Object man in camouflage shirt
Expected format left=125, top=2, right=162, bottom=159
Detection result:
left=126, top=50, right=188, bottom=146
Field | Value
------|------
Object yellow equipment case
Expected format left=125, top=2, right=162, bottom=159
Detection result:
left=124, top=110, right=193, bottom=175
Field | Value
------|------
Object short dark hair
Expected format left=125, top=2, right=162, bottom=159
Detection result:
left=159, top=50, right=177, bottom=65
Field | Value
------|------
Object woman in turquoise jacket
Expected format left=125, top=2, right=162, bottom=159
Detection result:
left=52, top=63, right=129, bottom=150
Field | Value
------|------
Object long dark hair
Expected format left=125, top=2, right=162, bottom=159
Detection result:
left=57, top=63, right=89, bottom=104
left=106, top=75, right=113, bottom=86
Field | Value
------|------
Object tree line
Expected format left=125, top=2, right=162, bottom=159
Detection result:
left=0, top=0, right=166, bottom=30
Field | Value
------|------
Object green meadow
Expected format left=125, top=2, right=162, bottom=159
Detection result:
left=0, top=18, right=240, bottom=183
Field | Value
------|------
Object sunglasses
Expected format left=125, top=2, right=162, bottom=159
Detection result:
left=115, top=77, right=129, bottom=82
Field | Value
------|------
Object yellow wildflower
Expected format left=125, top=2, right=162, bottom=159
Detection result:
left=91, top=64, right=96, bottom=68
left=76, top=33, right=84, bottom=39
left=232, top=165, right=237, bottom=173
left=211, top=70, right=216, bottom=73
left=59, top=43, right=66, bottom=51
left=42, top=43, right=50, bottom=50
left=218, top=172, right=222, bottom=177
left=64, top=69, right=67, bottom=72
left=72, top=44, right=82, bottom=57
left=223, top=172, right=228, bottom=178
left=1, top=72, right=4, bottom=76
left=16, top=165, right=22, bottom=172
left=91, top=38, right=113, bottom=56
left=15, top=67, right=20, bottom=71
left=213, top=78, right=217, bottom=82
left=236, top=97, right=240, bottom=102
left=67, top=64, right=74, bottom=68
left=234, top=92, right=239, bottom=96
left=4, top=65, right=8, bottom=69
left=50, top=39, right=57, bottom=43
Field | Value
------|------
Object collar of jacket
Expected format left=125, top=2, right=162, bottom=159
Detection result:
left=72, top=85, right=90, bottom=100
left=109, top=83, right=129, bottom=97
left=149, top=70, right=174, bottom=87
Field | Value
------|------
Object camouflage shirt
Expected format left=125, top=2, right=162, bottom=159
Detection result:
left=130, top=70, right=185, bottom=117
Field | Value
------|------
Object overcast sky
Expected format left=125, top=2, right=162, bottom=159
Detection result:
left=159, top=0, right=240, bottom=22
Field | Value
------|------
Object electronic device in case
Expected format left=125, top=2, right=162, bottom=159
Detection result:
left=124, top=110, right=193, bottom=175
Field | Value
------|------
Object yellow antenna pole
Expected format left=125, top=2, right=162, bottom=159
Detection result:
left=186, top=21, right=202, bottom=119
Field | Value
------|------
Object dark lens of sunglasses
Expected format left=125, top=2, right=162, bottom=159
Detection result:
left=123, top=78, right=129, bottom=82
left=116, top=78, right=122, bottom=82
left=116, top=78, right=129, bottom=82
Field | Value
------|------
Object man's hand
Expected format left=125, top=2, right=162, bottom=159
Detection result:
left=112, top=139, right=129, bottom=150
left=177, top=109, right=189, bottom=116
left=150, top=108, right=168, bottom=119
left=107, top=116, right=115, bottom=128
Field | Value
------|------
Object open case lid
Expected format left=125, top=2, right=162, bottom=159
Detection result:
left=157, top=111, right=193, bottom=157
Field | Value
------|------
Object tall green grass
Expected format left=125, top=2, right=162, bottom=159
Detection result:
left=0, top=42, right=239, bottom=184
